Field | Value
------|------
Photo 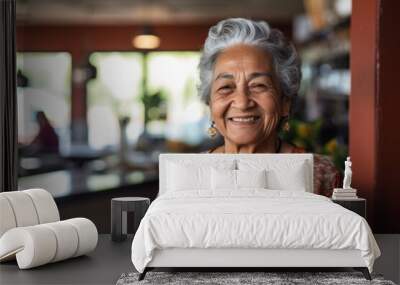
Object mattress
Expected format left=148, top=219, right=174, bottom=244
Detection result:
left=131, top=190, right=380, bottom=273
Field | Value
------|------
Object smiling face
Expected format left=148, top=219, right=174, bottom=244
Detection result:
left=209, top=44, right=289, bottom=149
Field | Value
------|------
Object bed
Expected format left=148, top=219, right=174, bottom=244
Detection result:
left=131, top=153, right=380, bottom=280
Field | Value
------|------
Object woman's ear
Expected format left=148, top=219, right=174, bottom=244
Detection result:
left=281, top=97, right=291, bottom=117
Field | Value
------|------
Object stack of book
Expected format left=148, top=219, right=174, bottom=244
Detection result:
left=332, top=188, right=358, bottom=200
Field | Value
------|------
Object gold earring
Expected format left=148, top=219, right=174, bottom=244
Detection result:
left=283, top=117, right=290, bottom=132
left=207, top=121, right=217, bottom=138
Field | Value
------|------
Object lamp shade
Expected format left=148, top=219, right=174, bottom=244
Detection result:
left=132, top=26, right=160, bottom=49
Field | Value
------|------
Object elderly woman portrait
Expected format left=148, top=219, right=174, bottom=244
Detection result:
left=199, top=18, right=339, bottom=196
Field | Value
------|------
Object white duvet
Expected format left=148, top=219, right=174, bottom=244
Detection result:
left=131, top=190, right=380, bottom=273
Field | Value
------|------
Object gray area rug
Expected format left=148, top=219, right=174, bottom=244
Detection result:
left=116, top=271, right=396, bottom=285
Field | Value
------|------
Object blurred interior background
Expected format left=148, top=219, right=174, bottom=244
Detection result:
left=16, top=0, right=351, bottom=231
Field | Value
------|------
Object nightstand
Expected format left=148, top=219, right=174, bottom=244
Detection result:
left=331, top=198, right=366, bottom=218
left=111, top=197, right=150, bottom=242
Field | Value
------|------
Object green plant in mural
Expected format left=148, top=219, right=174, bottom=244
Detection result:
left=140, top=89, right=167, bottom=126
left=321, top=138, right=348, bottom=172
left=280, top=119, right=348, bottom=172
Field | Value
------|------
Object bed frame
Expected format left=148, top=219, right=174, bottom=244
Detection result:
left=139, top=248, right=371, bottom=280
left=138, top=154, right=372, bottom=281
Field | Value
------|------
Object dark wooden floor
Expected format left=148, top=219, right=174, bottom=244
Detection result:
left=1, top=235, right=398, bottom=284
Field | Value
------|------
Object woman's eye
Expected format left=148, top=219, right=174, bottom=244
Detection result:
left=218, top=85, right=233, bottom=93
left=250, top=84, right=268, bottom=92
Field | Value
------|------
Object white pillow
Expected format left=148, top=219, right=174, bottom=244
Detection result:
left=211, top=168, right=267, bottom=190
left=211, top=168, right=236, bottom=190
left=238, top=158, right=310, bottom=192
left=237, top=169, right=267, bottom=189
left=167, top=162, right=209, bottom=191
left=166, top=160, right=235, bottom=192
left=266, top=161, right=307, bottom=191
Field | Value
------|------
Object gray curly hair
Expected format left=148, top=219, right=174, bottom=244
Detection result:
left=198, top=18, right=301, bottom=105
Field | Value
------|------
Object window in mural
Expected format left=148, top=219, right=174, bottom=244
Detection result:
left=17, top=52, right=71, bottom=176
left=146, top=51, right=208, bottom=145
left=87, top=51, right=208, bottom=151
left=87, top=52, right=144, bottom=150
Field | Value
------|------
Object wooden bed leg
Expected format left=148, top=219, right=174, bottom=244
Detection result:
left=138, top=268, right=148, bottom=281
left=354, top=267, right=372, bottom=280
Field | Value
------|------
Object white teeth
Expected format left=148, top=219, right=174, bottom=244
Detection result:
left=230, top=117, right=258, bottom=122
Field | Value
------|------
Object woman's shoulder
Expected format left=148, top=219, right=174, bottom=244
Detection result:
left=289, top=145, right=335, bottom=167
left=312, top=153, right=341, bottom=196
left=313, top=153, right=336, bottom=168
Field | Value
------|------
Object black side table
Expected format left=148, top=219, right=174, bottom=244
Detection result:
left=111, top=197, right=150, bottom=242
left=332, top=198, right=366, bottom=218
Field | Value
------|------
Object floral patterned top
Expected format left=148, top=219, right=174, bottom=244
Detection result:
left=205, top=146, right=340, bottom=197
